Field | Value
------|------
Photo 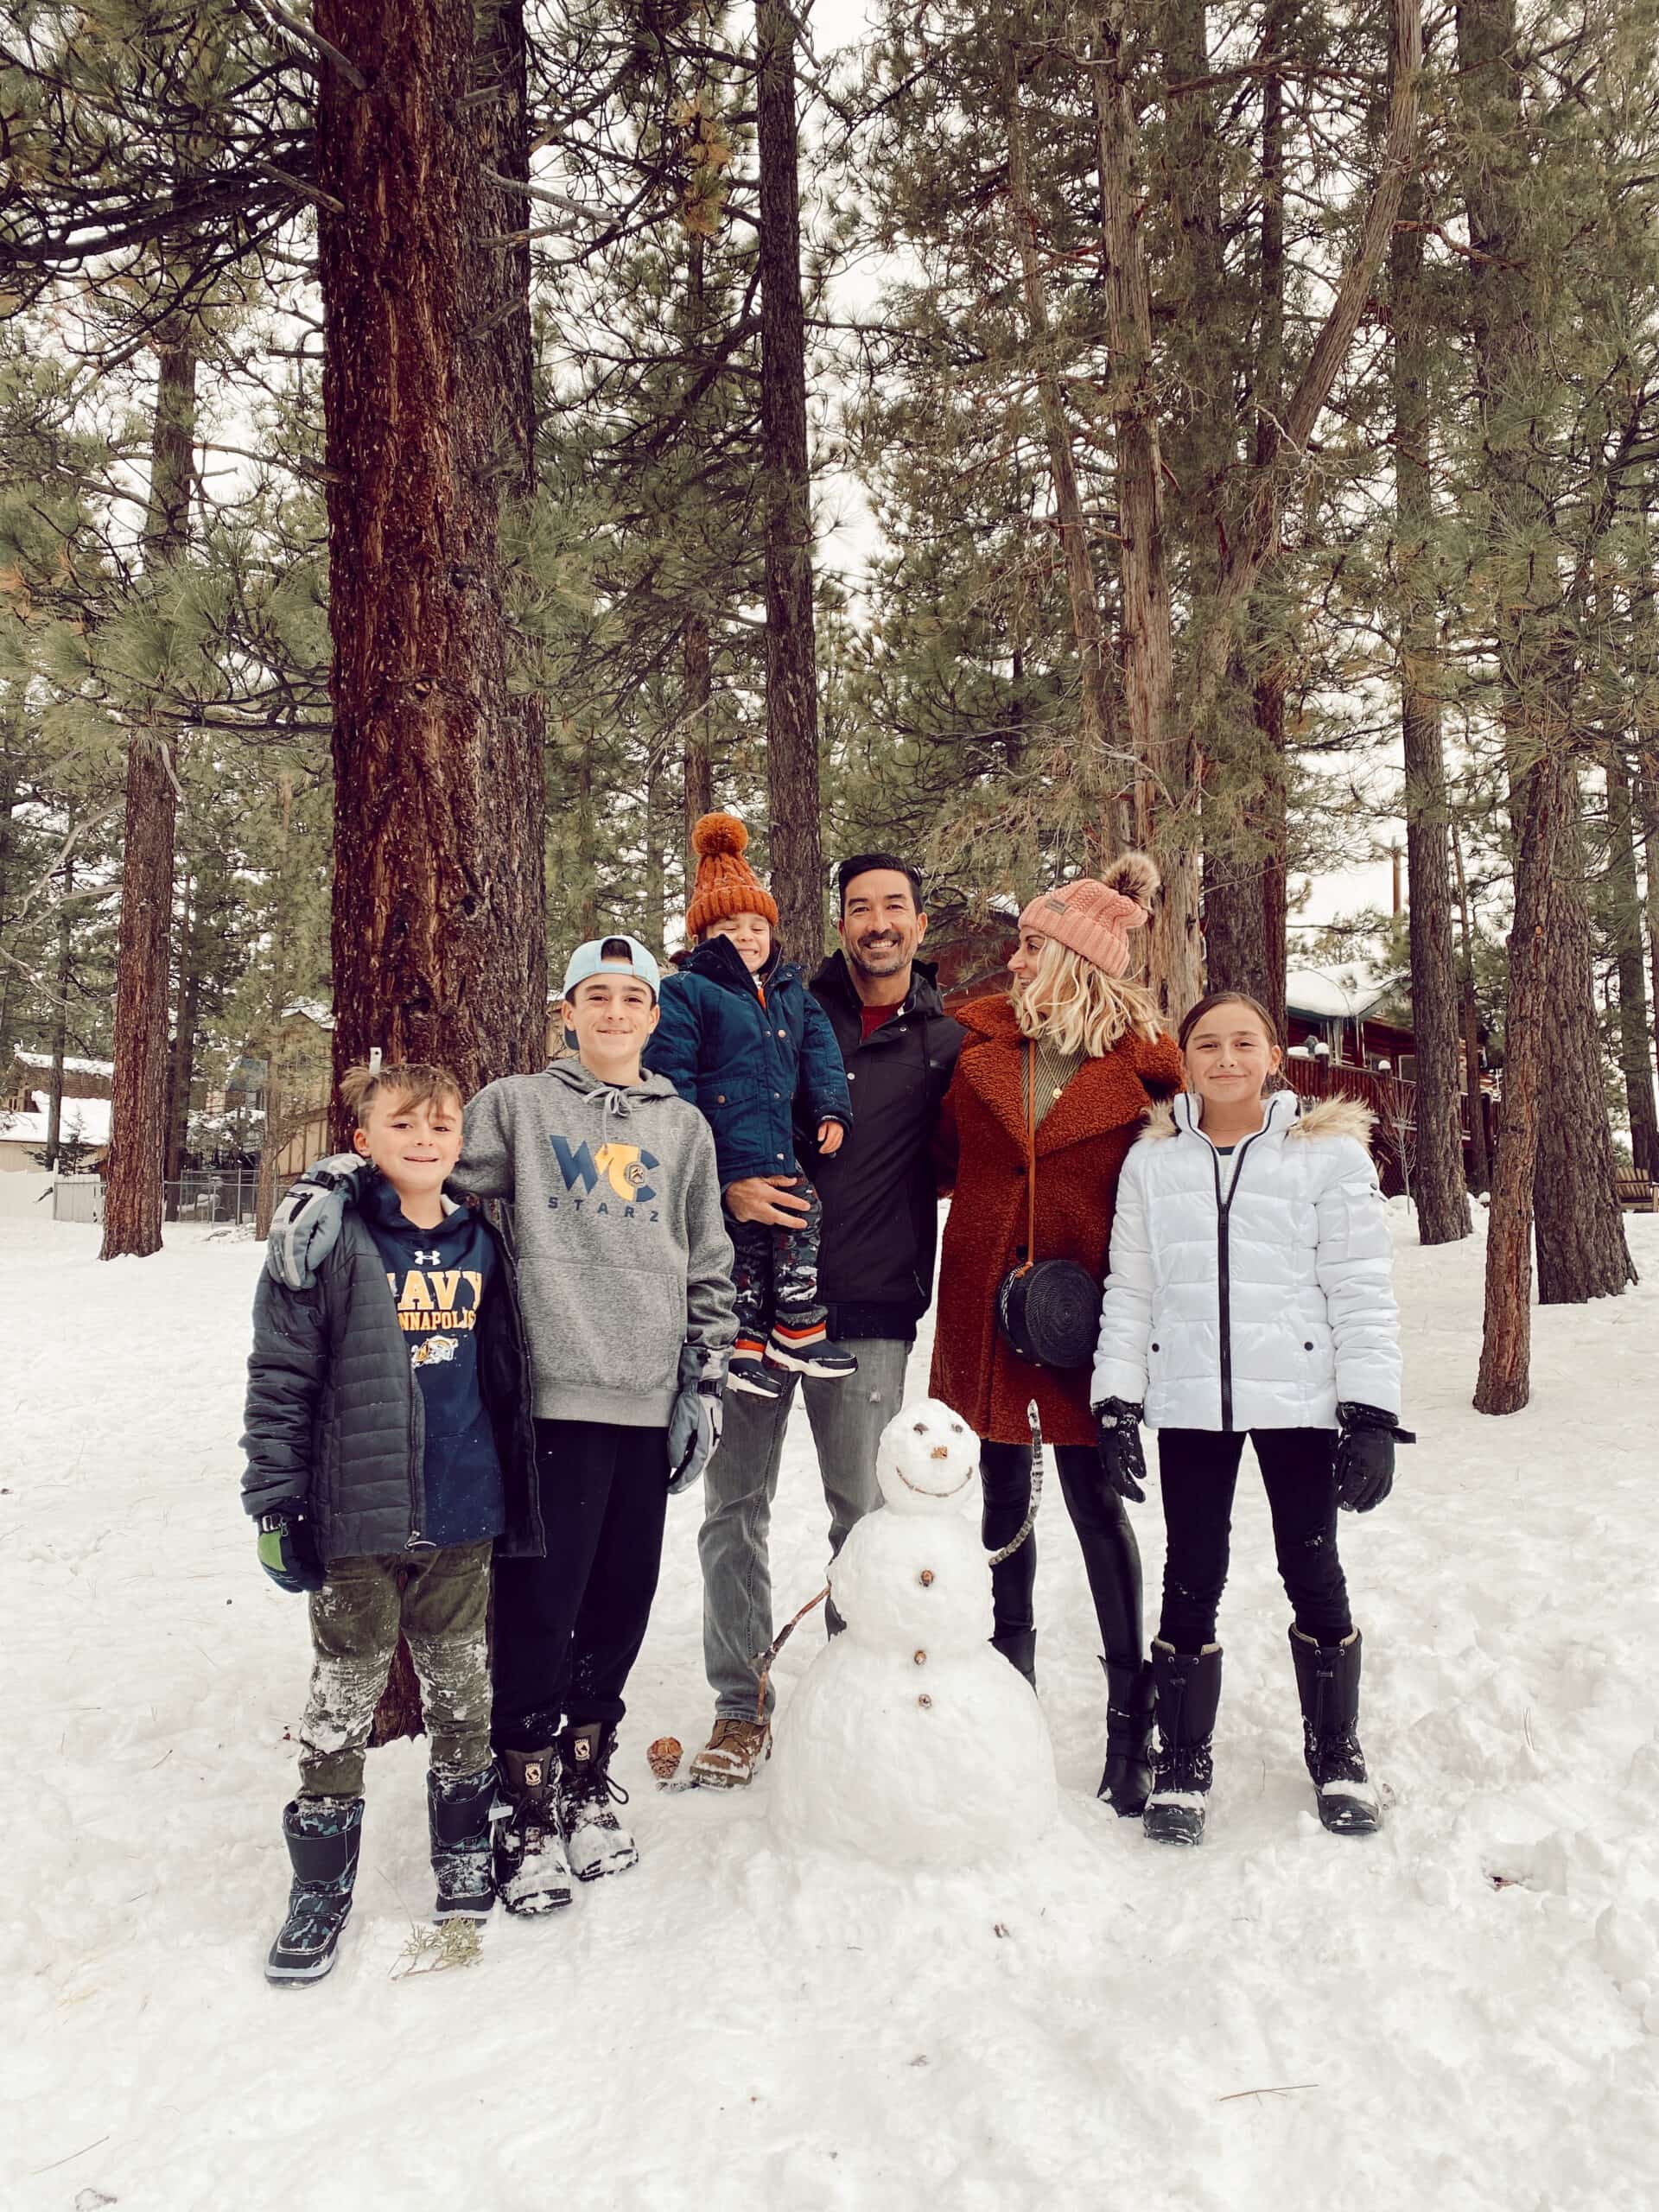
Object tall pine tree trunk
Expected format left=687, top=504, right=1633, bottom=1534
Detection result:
left=1531, top=795, right=1635, bottom=1300
left=102, top=336, right=196, bottom=1259
left=1452, top=820, right=1492, bottom=1191
left=317, top=0, right=540, bottom=1118
left=165, top=873, right=200, bottom=1188
left=45, top=860, right=72, bottom=1169
left=1392, top=149, right=1470, bottom=1242
left=1605, top=743, right=1659, bottom=1178
left=755, top=0, right=823, bottom=962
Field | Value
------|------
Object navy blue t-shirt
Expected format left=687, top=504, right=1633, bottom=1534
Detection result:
left=359, top=1173, right=507, bottom=1548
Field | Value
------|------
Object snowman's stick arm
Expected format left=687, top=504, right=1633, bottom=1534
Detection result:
left=987, top=1398, right=1045, bottom=1567
left=751, top=1582, right=832, bottom=1722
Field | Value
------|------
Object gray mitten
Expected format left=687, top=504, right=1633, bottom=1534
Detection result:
left=267, top=1154, right=362, bottom=1290
left=667, top=1343, right=728, bottom=1494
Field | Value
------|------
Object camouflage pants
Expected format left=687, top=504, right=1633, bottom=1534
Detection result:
left=298, top=1540, right=493, bottom=1798
left=728, top=1179, right=825, bottom=1353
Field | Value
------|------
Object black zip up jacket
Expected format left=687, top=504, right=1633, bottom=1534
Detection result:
left=804, top=952, right=963, bottom=1342
left=240, top=1192, right=543, bottom=1563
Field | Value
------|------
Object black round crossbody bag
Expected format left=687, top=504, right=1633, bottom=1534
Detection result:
left=995, top=1041, right=1101, bottom=1370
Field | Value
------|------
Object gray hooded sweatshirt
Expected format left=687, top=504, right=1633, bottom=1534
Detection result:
left=458, top=1058, right=735, bottom=1427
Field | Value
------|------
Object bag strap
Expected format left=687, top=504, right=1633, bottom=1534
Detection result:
left=1020, top=1039, right=1037, bottom=1276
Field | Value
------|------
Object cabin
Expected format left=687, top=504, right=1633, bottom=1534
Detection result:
left=0, top=1052, right=114, bottom=1172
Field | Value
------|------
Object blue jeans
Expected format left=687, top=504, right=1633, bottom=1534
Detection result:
left=699, top=1338, right=912, bottom=1719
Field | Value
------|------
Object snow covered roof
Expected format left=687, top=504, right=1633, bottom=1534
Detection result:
left=1285, top=968, right=1395, bottom=1020
left=10, top=1049, right=114, bottom=1078
left=0, top=1091, right=111, bottom=1148
left=281, top=999, right=335, bottom=1030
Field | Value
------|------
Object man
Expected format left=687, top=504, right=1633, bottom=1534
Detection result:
left=689, top=855, right=964, bottom=1785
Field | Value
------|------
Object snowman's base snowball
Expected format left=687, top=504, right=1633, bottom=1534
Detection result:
left=770, top=1637, right=1058, bottom=1868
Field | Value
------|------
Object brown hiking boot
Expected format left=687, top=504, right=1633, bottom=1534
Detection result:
left=689, top=1715, right=772, bottom=1789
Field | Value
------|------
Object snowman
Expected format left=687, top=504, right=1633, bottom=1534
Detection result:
left=770, top=1398, right=1058, bottom=1867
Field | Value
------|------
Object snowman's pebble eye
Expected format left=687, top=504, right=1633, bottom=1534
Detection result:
left=912, top=1421, right=927, bottom=1435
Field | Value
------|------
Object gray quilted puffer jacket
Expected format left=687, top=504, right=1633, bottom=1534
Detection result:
left=240, top=1204, right=542, bottom=1563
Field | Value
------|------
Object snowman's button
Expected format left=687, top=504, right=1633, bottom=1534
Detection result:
left=913, top=1649, right=927, bottom=1666
left=918, top=1694, right=932, bottom=1709
left=918, top=1569, right=935, bottom=1586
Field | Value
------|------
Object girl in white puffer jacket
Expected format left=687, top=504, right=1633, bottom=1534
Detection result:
left=1090, top=990, right=1411, bottom=1847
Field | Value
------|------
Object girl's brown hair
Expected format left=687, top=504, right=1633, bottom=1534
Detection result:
left=1176, top=991, right=1282, bottom=1054
left=339, top=1061, right=465, bottom=1126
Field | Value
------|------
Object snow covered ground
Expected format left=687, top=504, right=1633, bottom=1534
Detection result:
left=5, top=1206, right=1657, bottom=2212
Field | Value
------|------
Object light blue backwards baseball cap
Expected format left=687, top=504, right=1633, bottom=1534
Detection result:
left=561, top=932, right=662, bottom=1001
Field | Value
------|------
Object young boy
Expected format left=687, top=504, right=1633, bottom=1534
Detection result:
left=448, top=934, right=735, bottom=1911
left=646, top=810, right=855, bottom=1401
left=242, top=1062, right=541, bottom=1985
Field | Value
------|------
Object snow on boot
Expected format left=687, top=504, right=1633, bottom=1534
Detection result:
left=1097, top=1656, right=1156, bottom=1818
left=428, top=1764, right=498, bottom=1921
left=494, top=1746, right=575, bottom=1915
left=1143, top=1642, right=1223, bottom=1847
left=990, top=1624, right=1037, bottom=1689
left=1290, top=1626, right=1382, bottom=1836
left=688, top=1714, right=772, bottom=1789
left=266, top=1795, right=362, bottom=1985
left=558, top=1721, right=639, bottom=1879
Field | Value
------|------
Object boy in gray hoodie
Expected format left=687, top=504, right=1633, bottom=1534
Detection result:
left=263, top=934, right=734, bottom=1917
left=459, top=934, right=734, bottom=1910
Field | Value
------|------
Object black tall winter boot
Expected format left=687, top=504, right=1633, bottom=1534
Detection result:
left=494, top=1746, right=574, bottom=1916
left=991, top=1623, right=1038, bottom=1689
left=266, top=1795, right=363, bottom=1985
left=558, top=1722, right=639, bottom=1882
left=1097, top=1657, right=1156, bottom=1817
left=428, top=1764, right=498, bottom=1921
left=1290, top=1627, right=1382, bottom=1836
left=1143, top=1642, right=1223, bottom=1847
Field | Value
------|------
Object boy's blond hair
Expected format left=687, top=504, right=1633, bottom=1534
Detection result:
left=1011, top=938, right=1163, bottom=1058
left=339, top=1061, right=465, bottom=1126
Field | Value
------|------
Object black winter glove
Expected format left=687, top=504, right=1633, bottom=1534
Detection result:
left=1334, top=1402, right=1415, bottom=1514
left=1092, top=1397, right=1147, bottom=1504
left=256, top=1504, right=326, bottom=1593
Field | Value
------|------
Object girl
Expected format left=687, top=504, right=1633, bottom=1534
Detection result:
left=1091, top=990, right=1410, bottom=1846
left=931, top=854, right=1184, bottom=1816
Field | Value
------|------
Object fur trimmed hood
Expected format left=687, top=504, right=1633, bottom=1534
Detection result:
left=1138, top=1089, right=1376, bottom=1151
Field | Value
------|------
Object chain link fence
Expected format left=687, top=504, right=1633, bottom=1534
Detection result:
left=51, top=1172, right=280, bottom=1229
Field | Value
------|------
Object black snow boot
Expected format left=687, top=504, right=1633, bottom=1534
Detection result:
left=266, top=1795, right=363, bottom=1985
left=494, top=1745, right=575, bottom=1916
left=1290, top=1627, right=1382, bottom=1836
left=558, top=1721, right=639, bottom=1882
left=428, top=1764, right=498, bottom=1921
left=1097, top=1656, right=1156, bottom=1818
left=991, top=1623, right=1038, bottom=1689
left=1143, top=1642, right=1223, bottom=1847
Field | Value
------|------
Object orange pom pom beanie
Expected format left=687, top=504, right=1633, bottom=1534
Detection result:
left=685, top=811, right=779, bottom=939
left=1016, top=851, right=1158, bottom=978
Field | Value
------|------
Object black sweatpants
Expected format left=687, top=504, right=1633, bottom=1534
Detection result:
left=1155, top=1427, right=1353, bottom=1653
left=980, top=1441, right=1144, bottom=1669
left=492, top=1418, right=670, bottom=1750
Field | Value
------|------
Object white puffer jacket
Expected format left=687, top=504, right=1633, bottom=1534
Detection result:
left=1090, top=1090, right=1402, bottom=1432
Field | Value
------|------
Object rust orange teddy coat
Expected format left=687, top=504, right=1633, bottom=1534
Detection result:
left=929, top=994, right=1184, bottom=1447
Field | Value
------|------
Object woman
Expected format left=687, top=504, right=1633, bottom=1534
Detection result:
left=1091, top=991, right=1408, bottom=1847
left=931, top=854, right=1183, bottom=1815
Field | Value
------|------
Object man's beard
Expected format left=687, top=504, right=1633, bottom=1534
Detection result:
left=849, top=932, right=909, bottom=976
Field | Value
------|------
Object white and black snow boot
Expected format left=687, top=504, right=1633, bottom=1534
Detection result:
left=494, top=1745, right=575, bottom=1915
left=429, top=1764, right=498, bottom=1921
left=1290, top=1627, right=1382, bottom=1836
left=558, top=1721, right=639, bottom=1880
left=728, top=1353, right=786, bottom=1401
left=1098, top=1656, right=1156, bottom=1818
left=266, top=1795, right=362, bottom=1984
left=1143, top=1642, right=1222, bottom=1847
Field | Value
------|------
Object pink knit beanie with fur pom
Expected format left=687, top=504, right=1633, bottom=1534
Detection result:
left=1017, top=851, right=1158, bottom=978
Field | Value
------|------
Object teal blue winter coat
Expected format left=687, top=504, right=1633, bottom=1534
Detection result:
left=646, top=936, right=852, bottom=1189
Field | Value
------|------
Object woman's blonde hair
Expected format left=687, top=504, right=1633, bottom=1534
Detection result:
left=1012, top=936, right=1163, bottom=1058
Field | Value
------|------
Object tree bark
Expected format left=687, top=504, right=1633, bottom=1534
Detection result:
left=102, top=336, right=197, bottom=1260
left=165, top=873, right=200, bottom=1188
left=1606, top=743, right=1659, bottom=1177
left=318, top=0, right=542, bottom=1141
left=1002, top=34, right=1128, bottom=863
left=683, top=612, right=714, bottom=884
left=45, top=860, right=71, bottom=1168
left=755, top=0, right=823, bottom=963
left=1391, top=143, right=1470, bottom=1243
left=1451, top=820, right=1491, bottom=1192
left=1532, top=795, right=1636, bottom=1300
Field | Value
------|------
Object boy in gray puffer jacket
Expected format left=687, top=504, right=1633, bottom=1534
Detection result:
left=243, top=1060, right=542, bottom=1985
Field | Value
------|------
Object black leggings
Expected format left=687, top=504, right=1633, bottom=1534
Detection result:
left=980, top=1441, right=1143, bottom=1669
left=1156, top=1427, right=1353, bottom=1653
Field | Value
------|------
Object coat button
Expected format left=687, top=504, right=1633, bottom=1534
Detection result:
left=1304, top=1340, right=1314, bottom=1351
left=777, top=1028, right=786, bottom=1039
left=848, top=1071, right=856, bottom=1081
left=1151, top=1342, right=1159, bottom=1351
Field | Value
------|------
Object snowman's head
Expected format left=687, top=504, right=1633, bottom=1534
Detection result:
left=875, top=1399, right=978, bottom=1514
